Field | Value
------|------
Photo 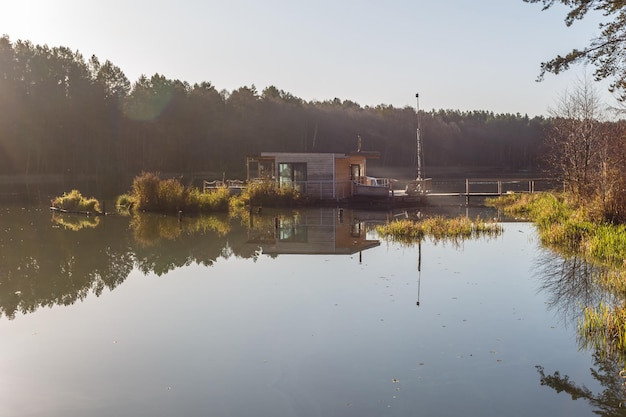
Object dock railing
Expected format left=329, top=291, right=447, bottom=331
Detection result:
left=203, top=179, right=247, bottom=192
left=462, top=177, right=558, bottom=203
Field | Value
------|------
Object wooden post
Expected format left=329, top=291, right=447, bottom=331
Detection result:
left=465, top=178, right=470, bottom=205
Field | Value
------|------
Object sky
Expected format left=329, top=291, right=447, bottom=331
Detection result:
left=0, top=0, right=619, bottom=117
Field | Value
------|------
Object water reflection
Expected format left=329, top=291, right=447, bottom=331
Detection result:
left=535, top=249, right=626, bottom=415
left=246, top=208, right=380, bottom=255
left=52, top=211, right=101, bottom=230
left=0, top=207, right=380, bottom=319
left=536, top=352, right=626, bottom=416
left=535, top=250, right=606, bottom=324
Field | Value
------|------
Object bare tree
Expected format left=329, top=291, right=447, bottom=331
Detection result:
left=545, top=76, right=608, bottom=201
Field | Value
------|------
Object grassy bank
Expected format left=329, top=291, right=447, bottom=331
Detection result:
left=487, top=193, right=626, bottom=268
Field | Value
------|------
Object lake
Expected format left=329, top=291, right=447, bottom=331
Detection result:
left=0, top=203, right=619, bottom=416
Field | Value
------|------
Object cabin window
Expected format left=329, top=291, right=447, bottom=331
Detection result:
left=278, top=163, right=307, bottom=192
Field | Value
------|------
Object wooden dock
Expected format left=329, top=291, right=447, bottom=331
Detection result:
left=392, top=177, right=557, bottom=205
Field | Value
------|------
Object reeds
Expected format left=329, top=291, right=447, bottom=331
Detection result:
left=51, top=189, right=101, bottom=214
left=128, top=172, right=231, bottom=213
left=376, top=215, right=503, bottom=244
left=489, top=193, right=626, bottom=268
left=238, top=179, right=301, bottom=207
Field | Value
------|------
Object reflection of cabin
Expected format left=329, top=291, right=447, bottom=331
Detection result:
left=246, top=152, right=381, bottom=200
left=246, top=208, right=380, bottom=255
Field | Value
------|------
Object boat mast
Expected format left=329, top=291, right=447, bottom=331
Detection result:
left=416, top=93, right=424, bottom=181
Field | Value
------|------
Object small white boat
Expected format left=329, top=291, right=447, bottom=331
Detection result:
left=353, top=176, right=396, bottom=198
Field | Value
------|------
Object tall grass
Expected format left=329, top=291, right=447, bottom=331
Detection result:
left=122, top=173, right=300, bottom=214
left=237, top=179, right=302, bottom=207
left=488, top=193, right=626, bottom=267
left=128, top=172, right=231, bottom=213
left=376, top=216, right=503, bottom=244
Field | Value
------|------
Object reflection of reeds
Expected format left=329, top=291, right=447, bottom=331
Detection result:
left=51, top=213, right=101, bottom=231
left=375, top=216, right=502, bottom=245
left=129, top=213, right=231, bottom=246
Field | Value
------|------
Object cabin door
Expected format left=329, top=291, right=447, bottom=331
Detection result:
left=350, top=164, right=361, bottom=183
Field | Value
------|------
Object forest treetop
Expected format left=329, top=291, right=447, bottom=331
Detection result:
left=0, top=35, right=547, bottom=177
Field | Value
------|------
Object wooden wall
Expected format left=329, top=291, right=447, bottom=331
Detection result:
left=261, top=152, right=368, bottom=199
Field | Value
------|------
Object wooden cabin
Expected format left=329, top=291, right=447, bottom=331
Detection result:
left=246, top=151, right=382, bottom=200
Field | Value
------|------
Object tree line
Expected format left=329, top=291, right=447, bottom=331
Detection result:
left=0, top=36, right=553, bottom=179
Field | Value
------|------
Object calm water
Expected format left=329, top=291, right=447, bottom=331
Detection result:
left=0, top=204, right=618, bottom=416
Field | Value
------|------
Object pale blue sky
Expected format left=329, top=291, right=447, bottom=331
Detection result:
left=1, top=0, right=616, bottom=116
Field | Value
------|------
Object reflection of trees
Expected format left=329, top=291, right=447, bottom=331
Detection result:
left=0, top=209, right=135, bottom=319
left=0, top=208, right=376, bottom=319
left=535, top=249, right=626, bottom=415
left=536, top=351, right=626, bottom=416
left=0, top=210, right=255, bottom=319
left=535, top=249, right=607, bottom=324
left=129, top=212, right=258, bottom=275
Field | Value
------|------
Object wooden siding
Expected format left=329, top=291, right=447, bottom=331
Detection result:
left=260, top=152, right=368, bottom=199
